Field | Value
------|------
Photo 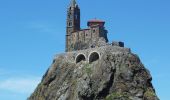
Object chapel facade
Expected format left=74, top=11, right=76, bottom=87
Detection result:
left=66, top=0, right=108, bottom=52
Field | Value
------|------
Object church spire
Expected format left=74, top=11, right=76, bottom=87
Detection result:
left=70, top=0, right=77, bottom=7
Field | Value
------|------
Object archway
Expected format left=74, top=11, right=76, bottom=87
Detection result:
left=89, top=52, right=100, bottom=63
left=76, top=54, right=86, bottom=63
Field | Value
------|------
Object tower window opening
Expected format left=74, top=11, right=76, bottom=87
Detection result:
left=69, top=22, right=72, bottom=26
left=93, top=29, right=96, bottom=33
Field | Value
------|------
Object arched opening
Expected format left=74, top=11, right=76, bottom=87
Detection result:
left=76, top=54, right=86, bottom=63
left=89, top=52, right=100, bottom=63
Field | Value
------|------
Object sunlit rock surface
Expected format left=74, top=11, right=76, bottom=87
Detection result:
left=29, top=46, right=159, bottom=100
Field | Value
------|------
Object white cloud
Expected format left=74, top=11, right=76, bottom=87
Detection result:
left=0, top=77, right=41, bottom=94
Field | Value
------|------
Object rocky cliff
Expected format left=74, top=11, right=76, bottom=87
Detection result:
left=29, top=46, right=159, bottom=100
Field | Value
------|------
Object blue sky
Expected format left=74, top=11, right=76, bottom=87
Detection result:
left=0, top=0, right=169, bottom=99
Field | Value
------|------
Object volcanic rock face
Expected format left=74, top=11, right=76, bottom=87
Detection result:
left=29, top=47, right=159, bottom=100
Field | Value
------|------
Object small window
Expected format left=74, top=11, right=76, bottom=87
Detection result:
left=75, top=14, right=78, bottom=19
left=93, top=29, right=96, bottom=33
left=69, top=22, right=72, bottom=26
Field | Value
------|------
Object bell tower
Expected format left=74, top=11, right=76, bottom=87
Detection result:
left=66, top=0, right=80, bottom=52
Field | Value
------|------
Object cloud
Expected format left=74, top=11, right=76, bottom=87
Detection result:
left=0, top=77, right=41, bottom=94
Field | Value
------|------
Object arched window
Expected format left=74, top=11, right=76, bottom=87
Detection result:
left=93, top=29, right=96, bottom=33
left=89, top=52, right=100, bottom=63
left=69, top=22, right=72, bottom=26
left=76, top=54, right=86, bottom=63
left=75, top=14, right=78, bottom=19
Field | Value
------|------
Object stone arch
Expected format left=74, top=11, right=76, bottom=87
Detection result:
left=76, top=54, right=86, bottom=63
left=88, top=52, right=100, bottom=63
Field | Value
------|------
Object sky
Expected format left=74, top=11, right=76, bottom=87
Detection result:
left=0, top=0, right=169, bottom=100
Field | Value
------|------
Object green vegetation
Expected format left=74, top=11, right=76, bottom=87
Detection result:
left=84, top=63, right=90, bottom=67
left=85, top=67, right=92, bottom=75
left=105, top=92, right=131, bottom=100
left=144, top=88, right=156, bottom=98
left=72, top=80, right=77, bottom=86
left=84, top=63, right=92, bottom=75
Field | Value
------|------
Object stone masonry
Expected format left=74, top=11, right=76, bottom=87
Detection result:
left=55, top=45, right=130, bottom=64
left=66, top=0, right=108, bottom=52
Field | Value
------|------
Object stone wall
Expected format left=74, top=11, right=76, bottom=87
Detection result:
left=67, top=25, right=108, bottom=51
left=55, top=45, right=131, bottom=64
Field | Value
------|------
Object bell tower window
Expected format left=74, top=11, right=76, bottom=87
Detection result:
left=75, top=14, right=78, bottom=19
left=93, top=29, right=96, bottom=33
left=69, top=22, right=72, bottom=26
